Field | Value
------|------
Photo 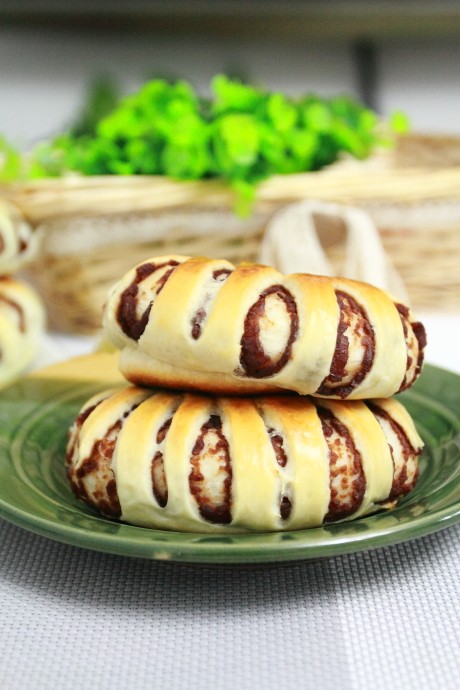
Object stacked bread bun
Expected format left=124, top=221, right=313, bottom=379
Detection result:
left=0, top=201, right=45, bottom=388
left=67, top=255, right=426, bottom=533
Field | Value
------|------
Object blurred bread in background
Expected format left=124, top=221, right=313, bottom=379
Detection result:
left=0, top=277, right=46, bottom=388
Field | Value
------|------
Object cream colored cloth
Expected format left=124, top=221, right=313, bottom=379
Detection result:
left=259, top=199, right=409, bottom=303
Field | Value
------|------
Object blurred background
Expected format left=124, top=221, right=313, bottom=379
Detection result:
left=1, top=0, right=459, bottom=375
left=2, top=0, right=460, bottom=147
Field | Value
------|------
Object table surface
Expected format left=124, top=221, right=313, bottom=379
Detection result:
left=1, top=311, right=459, bottom=690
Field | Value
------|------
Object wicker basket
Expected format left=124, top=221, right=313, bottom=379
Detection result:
left=4, top=135, right=460, bottom=333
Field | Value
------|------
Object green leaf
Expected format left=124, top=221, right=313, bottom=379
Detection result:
left=125, top=139, right=160, bottom=174
left=212, top=114, right=260, bottom=170
left=288, top=129, right=318, bottom=166
left=231, top=179, right=257, bottom=217
left=161, top=141, right=211, bottom=180
left=302, top=101, right=333, bottom=133
left=390, top=110, right=411, bottom=134
left=266, top=93, right=297, bottom=132
left=211, top=75, right=265, bottom=114
left=0, top=136, right=22, bottom=181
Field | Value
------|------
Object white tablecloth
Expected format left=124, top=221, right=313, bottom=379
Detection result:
left=1, top=312, right=459, bottom=690
left=1, top=518, right=459, bottom=690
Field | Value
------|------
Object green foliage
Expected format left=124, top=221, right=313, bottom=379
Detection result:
left=0, top=136, right=22, bottom=182
left=3, top=75, right=404, bottom=210
left=390, top=109, right=411, bottom=134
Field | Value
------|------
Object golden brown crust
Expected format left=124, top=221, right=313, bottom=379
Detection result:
left=103, top=255, right=426, bottom=399
left=67, top=386, right=423, bottom=533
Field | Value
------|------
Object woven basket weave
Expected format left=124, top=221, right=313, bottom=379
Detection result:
left=5, top=134, right=460, bottom=333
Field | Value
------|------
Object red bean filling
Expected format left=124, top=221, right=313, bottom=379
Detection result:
left=318, top=407, right=366, bottom=521
left=367, top=402, right=420, bottom=500
left=191, top=308, right=206, bottom=340
left=0, top=293, right=28, bottom=362
left=395, top=303, right=427, bottom=392
left=279, top=496, right=292, bottom=521
left=151, top=417, right=172, bottom=507
left=316, top=291, right=375, bottom=399
left=66, top=398, right=107, bottom=467
left=189, top=415, right=232, bottom=524
left=73, top=419, right=123, bottom=518
left=267, top=427, right=288, bottom=468
left=191, top=268, right=232, bottom=340
left=70, top=402, right=142, bottom=518
left=117, top=260, right=179, bottom=340
left=0, top=295, right=26, bottom=332
left=266, top=427, right=292, bottom=521
left=0, top=235, right=28, bottom=255
left=240, top=285, right=299, bottom=378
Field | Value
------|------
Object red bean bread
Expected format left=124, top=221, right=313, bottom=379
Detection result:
left=103, top=255, right=426, bottom=399
left=67, top=387, right=423, bottom=533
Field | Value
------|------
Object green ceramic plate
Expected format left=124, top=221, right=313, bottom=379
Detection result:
left=0, top=359, right=459, bottom=565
